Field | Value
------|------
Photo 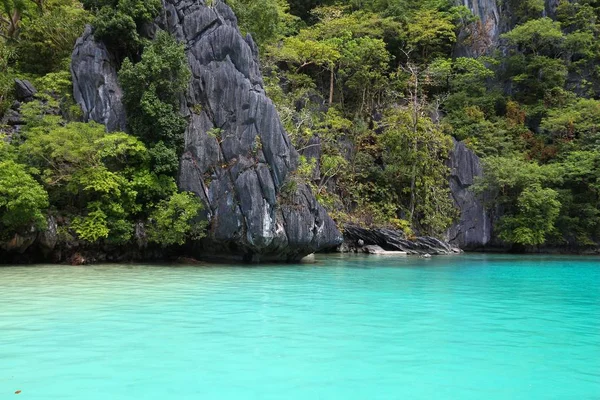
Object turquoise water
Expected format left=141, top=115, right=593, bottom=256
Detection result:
left=1, top=254, right=599, bottom=399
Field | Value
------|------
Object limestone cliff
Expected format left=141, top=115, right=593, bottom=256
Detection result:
left=70, top=0, right=342, bottom=262
left=447, top=140, right=492, bottom=250
left=71, top=26, right=127, bottom=132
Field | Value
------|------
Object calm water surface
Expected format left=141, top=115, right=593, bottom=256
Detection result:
left=1, top=254, right=599, bottom=399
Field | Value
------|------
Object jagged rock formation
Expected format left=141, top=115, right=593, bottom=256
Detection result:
left=344, top=225, right=461, bottom=255
left=71, top=25, right=127, bottom=132
left=70, top=0, right=342, bottom=262
left=447, top=140, right=492, bottom=249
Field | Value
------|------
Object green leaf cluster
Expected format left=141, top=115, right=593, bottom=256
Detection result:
left=82, top=0, right=161, bottom=58
left=118, top=30, right=190, bottom=177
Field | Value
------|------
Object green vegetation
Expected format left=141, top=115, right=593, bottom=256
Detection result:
left=0, top=0, right=203, bottom=249
left=233, top=0, right=600, bottom=247
left=0, top=159, right=49, bottom=237
left=2, top=0, right=600, bottom=250
left=81, top=0, right=161, bottom=59
left=5, top=112, right=203, bottom=246
left=119, top=30, right=190, bottom=176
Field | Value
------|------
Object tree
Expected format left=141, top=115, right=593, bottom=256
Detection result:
left=118, top=30, right=190, bottom=176
left=0, top=40, right=14, bottom=117
left=15, top=0, right=88, bottom=74
left=275, top=35, right=340, bottom=104
left=0, top=0, right=28, bottom=40
left=405, top=9, right=457, bottom=62
left=502, top=18, right=564, bottom=57
left=553, top=151, right=600, bottom=245
left=475, top=156, right=564, bottom=246
left=227, top=0, right=286, bottom=47
left=0, top=160, right=48, bottom=236
left=147, top=192, right=205, bottom=246
left=541, top=98, right=600, bottom=145
left=83, top=0, right=161, bottom=59
left=339, top=36, right=391, bottom=113
left=498, top=184, right=560, bottom=246
left=382, top=106, right=455, bottom=236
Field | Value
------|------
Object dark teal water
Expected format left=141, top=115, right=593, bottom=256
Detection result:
left=1, top=254, right=599, bottom=399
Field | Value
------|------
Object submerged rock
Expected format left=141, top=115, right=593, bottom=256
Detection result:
left=447, top=140, right=492, bottom=250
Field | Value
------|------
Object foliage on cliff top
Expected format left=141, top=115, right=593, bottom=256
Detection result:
left=3, top=0, right=600, bottom=248
left=236, top=0, right=600, bottom=246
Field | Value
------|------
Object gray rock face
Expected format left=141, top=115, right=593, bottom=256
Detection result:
left=37, top=216, right=58, bottom=251
left=447, top=140, right=492, bottom=249
left=455, top=0, right=502, bottom=56
left=71, top=25, right=127, bottom=132
left=162, top=0, right=341, bottom=261
left=14, top=79, right=37, bottom=102
left=70, top=1, right=342, bottom=261
left=344, top=225, right=460, bottom=255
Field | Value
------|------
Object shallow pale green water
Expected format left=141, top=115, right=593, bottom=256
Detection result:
left=1, top=254, right=599, bottom=399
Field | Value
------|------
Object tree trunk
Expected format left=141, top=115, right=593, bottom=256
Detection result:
left=329, top=68, right=335, bottom=105
left=409, top=65, right=419, bottom=223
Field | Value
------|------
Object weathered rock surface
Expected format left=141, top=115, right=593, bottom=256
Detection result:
left=362, top=245, right=408, bottom=256
left=37, top=216, right=58, bottom=251
left=1, top=80, right=38, bottom=139
left=70, top=1, right=342, bottom=262
left=14, top=79, right=37, bottom=102
left=456, top=0, right=502, bottom=56
left=165, top=0, right=341, bottom=261
left=344, top=225, right=460, bottom=255
left=447, top=140, right=492, bottom=250
left=71, top=25, right=127, bottom=132
left=0, top=228, right=37, bottom=254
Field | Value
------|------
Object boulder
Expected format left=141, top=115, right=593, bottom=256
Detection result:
left=447, top=140, right=492, bottom=250
left=37, top=216, right=58, bottom=251
left=14, top=79, right=37, bottom=102
left=344, top=225, right=459, bottom=255
left=362, top=245, right=407, bottom=256
left=4, top=109, right=24, bottom=126
left=363, top=245, right=386, bottom=254
left=71, top=25, right=127, bottom=132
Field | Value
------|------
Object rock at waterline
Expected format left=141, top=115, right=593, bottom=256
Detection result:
left=363, top=245, right=408, bottom=256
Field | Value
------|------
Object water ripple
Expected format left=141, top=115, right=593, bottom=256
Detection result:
left=0, top=254, right=599, bottom=399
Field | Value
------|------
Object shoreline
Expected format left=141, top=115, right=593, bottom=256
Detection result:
left=2, top=246, right=599, bottom=267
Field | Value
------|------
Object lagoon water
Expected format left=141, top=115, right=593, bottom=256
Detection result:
left=1, top=254, right=599, bottom=399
